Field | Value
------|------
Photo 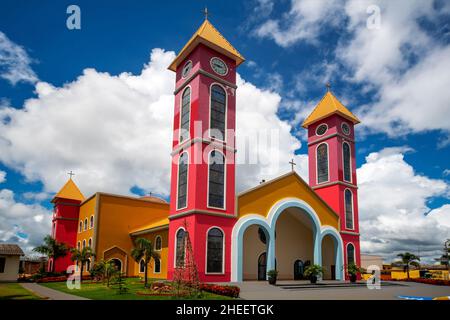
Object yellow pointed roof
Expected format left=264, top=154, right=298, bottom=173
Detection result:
left=302, top=91, right=360, bottom=128
left=168, top=19, right=245, bottom=71
left=51, top=178, right=85, bottom=203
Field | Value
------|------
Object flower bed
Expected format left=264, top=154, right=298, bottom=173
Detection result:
left=199, top=283, right=240, bottom=298
left=36, top=275, right=92, bottom=283
left=406, top=278, right=450, bottom=286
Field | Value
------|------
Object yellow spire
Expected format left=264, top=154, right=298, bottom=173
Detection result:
left=302, top=91, right=360, bottom=128
left=168, top=19, right=245, bottom=71
left=51, top=178, right=85, bottom=203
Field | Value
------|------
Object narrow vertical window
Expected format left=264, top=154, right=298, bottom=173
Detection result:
left=82, top=240, right=86, bottom=249
left=154, top=258, right=161, bottom=273
left=207, top=228, right=224, bottom=273
left=177, top=152, right=188, bottom=209
left=155, top=236, right=162, bottom=251
left=210, top=85, right=226, bottom=140
left=79, top=221, right=82, bottom=233
left=175, top=229, right=185, bottom=268
left=347, top=243, right=355, bottom=265
left=180, top=87, right=190, bottom=142
left=343, top=142, right=351, bottom=182
left=345, top=189, right=354, bottom=229
left=84, top=218, right=88, bottom=231
left=317, top=143, right=329, bottom=183
left=139, top=259, right=145, bottom=273
left=88, top=238, right=92, bottom=248
left=208, top=151, right=225, bottom=208
left=90, top=216, right=94, bottom=229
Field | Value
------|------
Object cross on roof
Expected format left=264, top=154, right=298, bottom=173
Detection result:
left=203, top=7, right=210, bottom=20
left=326, top=82, right=331, bottom=92
left=289, top=159, right=296, bottom=171
left=67, top=171, right=75, bottom=179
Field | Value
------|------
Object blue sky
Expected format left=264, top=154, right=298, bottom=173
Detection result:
left=0, top=0, right=449, bottom=263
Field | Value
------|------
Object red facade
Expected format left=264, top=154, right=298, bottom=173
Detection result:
left=49, top=198, right=80, bottom=273
left=307, top=114, right=361, bottom=277
left=167, top=43, right=239, bottom=282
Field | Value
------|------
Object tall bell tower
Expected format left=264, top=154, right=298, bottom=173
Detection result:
left=303, top=87, right=361, bottom=276
left=166, top=18, right=244, bottom=282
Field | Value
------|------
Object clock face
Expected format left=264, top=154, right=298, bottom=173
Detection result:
left=210, top=57, right=228, bottom=76
left=316, top=124, right=328, bottom=136
left=182, top=60, right=192, bottom=78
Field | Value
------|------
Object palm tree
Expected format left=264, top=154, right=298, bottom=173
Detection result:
left=70, top=247, right=95, bottom=283
left=131, top=238, right=160, bottom=288
left=396, top=252, right=420, bottom=279
left=33, top=235, right=69, bottom=273
left=92, top=259, right=117, bottom=286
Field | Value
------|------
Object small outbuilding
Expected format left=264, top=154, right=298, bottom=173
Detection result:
left=0, top=244, right=25, bottom=281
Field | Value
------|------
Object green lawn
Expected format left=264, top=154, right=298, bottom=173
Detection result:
left=0, top=283, right=42, bottom=300
left=41, top=278, right=233, bottom=300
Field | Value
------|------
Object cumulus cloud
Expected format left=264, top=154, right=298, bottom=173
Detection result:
left=0, top=31, right=38, bottom=85
left=358, top=147, right=450, bottom=263
left=0, top=188, right=52, bottom=253
left=254, top=0, right=345, bottom=47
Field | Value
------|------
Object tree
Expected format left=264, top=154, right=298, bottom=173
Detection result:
left=396, top=252, right=420, bottom=279
left=92, top=259, right=117, bottom=287
left=131, top=238, right=160, bottom=288
left=33, top=235, right=69, bottom=273
left=436, top=239, right=450, bottom=268
left=70, top=247, right=95, bottom=283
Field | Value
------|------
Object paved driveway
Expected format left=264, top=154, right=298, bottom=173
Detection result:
left=20, top=283, right=89, bottom=300
left=232, top=281, right=450, bottom=300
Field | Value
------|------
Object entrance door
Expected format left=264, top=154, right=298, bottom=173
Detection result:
left=331, top=265, right=336, bottom=280
left=294, top=260, right=304, bottom=280
left=258, top=252, right=267, bottom=280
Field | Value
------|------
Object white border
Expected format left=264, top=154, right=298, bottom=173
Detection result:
left=178, top=85, right=191, bottom=144
left=344, top=189, right=355, bottom=230
left=342, top=141, right=352, bottom=183
left=210, top=57, right=229, bottom=76
left=175, top=151, right=189, bottom=211
left=208, top=82, right=228, bottom=143
left=315, top=142, right=330, bottom=185
left=206, top=149, right=227, bottom=210
left=205, top=226, right=225, bottom=275
left=315, top=123, right=328, bottom=136
left=173, top=227, right=186, bottom=268
left=181, top=60, right=192, bottom=79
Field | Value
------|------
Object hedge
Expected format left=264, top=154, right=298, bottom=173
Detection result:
left=199, top=283, right=240, bottom=298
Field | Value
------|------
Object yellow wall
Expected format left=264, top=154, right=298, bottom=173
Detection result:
left=95, top=194, right=169, bottom=277
left=391, top=270, right=420, bottom=280
left=131, top=230, right=168, bottom=280
left=238, top=174, right=339, bottom=229
left=76, top=195, right=96, bottom=251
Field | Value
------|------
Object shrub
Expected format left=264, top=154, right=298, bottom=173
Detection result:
left=407, top=278, right=450, bottom=286
left=199, top=283, right=240, bottom=298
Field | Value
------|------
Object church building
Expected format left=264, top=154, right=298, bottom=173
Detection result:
left=49, top=18, right=361, bottom=283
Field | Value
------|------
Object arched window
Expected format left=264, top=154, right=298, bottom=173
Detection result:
left=77, top=242, right=80, bottom=250
left=155, top=236, right=162, bottom=251
left=79, top=221, right=82, bottom=233
left=175, top=229, right=186, bottom=268
left=154, top=258, right=161, bottom=273
left=180, top=87, right=190, bottom=142
left=206, top=228, right=224, bottom=273
left=208, top=151, right=225, bottom=209
left=317, top=143, right=329, bottom=183
left=343, top=142, right=351, bottom=182
left=86, top=258, right=91, bottom=271
left=177, top=152, right=188, bottom=209
left=84, top=218, right=88, bottom=231
left=347, top=243, right=355, bottom=265
left=345, top=189, right=354, bottom=229
left=90, top=216, right=94, bottom=229
left=210, top=84, right=226, bottom=140
left=88, top=238, right=92, bottom=248
left=82, top=240, right=86, bottom=249
left=139, top=259, right=145, bottom=273
left=110, top=259, right=122, bottom=272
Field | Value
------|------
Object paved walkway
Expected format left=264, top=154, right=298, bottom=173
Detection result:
left=233, top=281, right=450, bottom=300
left=20, top=283, right=89, bottom=300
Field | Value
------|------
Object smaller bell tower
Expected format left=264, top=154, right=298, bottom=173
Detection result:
left=50, top=176, right=84, bottom=272
left=303, top=87, right=361, bottom=277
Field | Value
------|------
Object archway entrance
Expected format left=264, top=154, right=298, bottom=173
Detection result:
left=275, top=207, right=315, bottom=280
left=258, top=252, right=267, bottom=280
left=110, top=258, right=122, bottom=272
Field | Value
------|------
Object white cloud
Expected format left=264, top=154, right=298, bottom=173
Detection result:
left=254, top=0, right=345, bottom=47
left=0, top=188, right=52, bottom=253
left=0, top=170, right=5, bottom=183
left=0, top=31, right=38, bottom=85
left=358, top=147, right=450, bottom=262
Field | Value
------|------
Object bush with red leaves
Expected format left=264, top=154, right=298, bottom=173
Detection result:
left=199, top=283, right=240, bottom=298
